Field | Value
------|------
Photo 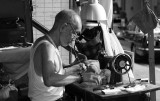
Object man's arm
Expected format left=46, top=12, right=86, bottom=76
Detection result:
left=41, top=43, right=82, bottom=87
left=41, top=43, right=101, bottom=87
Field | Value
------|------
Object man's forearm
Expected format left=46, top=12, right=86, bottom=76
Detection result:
left=64, top=67, right=76, bottom=75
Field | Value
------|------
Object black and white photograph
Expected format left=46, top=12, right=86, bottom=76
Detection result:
left=0, top=0, right=160, bottom=101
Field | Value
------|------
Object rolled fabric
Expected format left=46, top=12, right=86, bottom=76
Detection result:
left=99, top=69, right=111, bottom=84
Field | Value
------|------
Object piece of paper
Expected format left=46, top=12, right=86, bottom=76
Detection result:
left=124, top=84, right=146, bottom=93
left=102, top=88, right=121, bottom=95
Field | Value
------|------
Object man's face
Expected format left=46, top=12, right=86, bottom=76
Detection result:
left=60, top=16, right=82, bottom=47
left=61, top=24, right=81, bottom=47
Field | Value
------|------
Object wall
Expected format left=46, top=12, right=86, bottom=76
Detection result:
left=32, top=0, right=70, bottom=64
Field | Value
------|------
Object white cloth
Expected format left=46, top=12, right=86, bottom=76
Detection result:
left=0, top=46, right=30, bottom=80
left=109, top=30, right=124, bottom=55
left=101, top=23, right=114, bottom=56
left=28, top=40, right=64, bottom=101
left=101, top=23, right=124, bottom=56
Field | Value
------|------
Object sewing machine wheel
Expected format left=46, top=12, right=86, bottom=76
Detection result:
left=111, top=53, right=132, bottom=75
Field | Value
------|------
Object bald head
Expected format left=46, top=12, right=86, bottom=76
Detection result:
left=52, top=9, right=82, bottom=30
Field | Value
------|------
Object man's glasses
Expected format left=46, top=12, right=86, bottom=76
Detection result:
left=66, top=23, right=80, bottom=40
left=65, top=23, right=84, bottom=68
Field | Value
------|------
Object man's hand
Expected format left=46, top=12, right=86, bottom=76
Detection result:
left=64, top=63, right=87, bottom=75
left=84, top=60, right=101, bottom=74
left=73, top=63, right=87, bottom=72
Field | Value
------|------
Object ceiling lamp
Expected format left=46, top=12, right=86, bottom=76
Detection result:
left=81, top=0, right=107, bottom=21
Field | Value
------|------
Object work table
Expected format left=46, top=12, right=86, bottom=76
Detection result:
left=66, top=82, right=160, bottom=101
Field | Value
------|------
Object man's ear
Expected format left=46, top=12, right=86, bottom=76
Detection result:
left=60, top=23, right=68, bottom=33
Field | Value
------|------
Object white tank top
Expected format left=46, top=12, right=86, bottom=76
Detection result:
left=28, top=39, right=64, bottom=101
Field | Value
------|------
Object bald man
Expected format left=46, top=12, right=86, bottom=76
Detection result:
left=28, top=9, right=101, bottom=101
